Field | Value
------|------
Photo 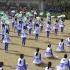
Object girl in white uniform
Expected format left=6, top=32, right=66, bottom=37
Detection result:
left=33, top=48, right=42, bottom=65
left=1, top=24, right=6, bottom=40
left=21, top=28, right=27, bottom=47
left=44, top=44, right=53, bottom=58
left=45, top=21, right=51, bottom=38
left=56, top=39, right=64, bottom=52
left=27, top=19, right=32, bottom=35
left=16, top=54, right=28, bottom=70
left=56, top=54, right=69, bottom=70
left=5, top=24, right=10, bottom=34
left=39, top=18, right=43, bottom=32
left=53, top=20, right=59, bottom=35
left=1, top=24, right=9, bottom=40
left=45, top=62, right=53, bottom=70
left=65, top=37, right=70, bottom=47
left=13, top=18, right=18, bottom=32
left=33, top=24, right=40, bottom=40
left=60, top=19, right=65, bottom=33
left=3, top=33, right=10, bottom=52
left=17, top=21, right=22, bottom=36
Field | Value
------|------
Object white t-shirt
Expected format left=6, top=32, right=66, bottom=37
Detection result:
left=45, top=24, right=51, bottom=31
left=45, top=67, right=53, bottom=70
left=18, top=58, right=25, bottom=66
left=60, top=58, right=69, bottom=65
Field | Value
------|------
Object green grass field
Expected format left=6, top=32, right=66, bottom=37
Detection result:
left=0, top=19, right=70, bottom=70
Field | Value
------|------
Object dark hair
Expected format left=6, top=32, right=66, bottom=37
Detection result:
left=47, top=62, right=52, bottom=69
left=64, top=54, right=67, bottom=58
left=56, top=19, right=58, bottom=22
left=48, top=44, right=51, bottom=47
left=2, top=24, right=5, bottom=28
left=15, top=18, right=17, bottom=21
left=30, top=19, right=32, bottom=22
left=36, top=52, right=38, bottom=56
left=20, top=54, right=24, bottom=59
left=0, top=62, right=3, bottom=67
left=36, top=48, right=39, bottom=52
left=19, top=21, right=22, bottom=23
left=61, top=39, right=64, bottom=42
left=36, top=24, right=39, bottom=27
left=41, top=18, right=43, bottom=21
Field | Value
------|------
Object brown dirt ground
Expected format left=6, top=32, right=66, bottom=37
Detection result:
left=0, top=19, right=70, bottom=70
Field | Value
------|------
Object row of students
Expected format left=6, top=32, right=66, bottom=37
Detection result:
left=46, top=19, right=65, bottom=38
left=12, top=16, right=65, bottom=38
left=16, top=49, right=70, bottom=70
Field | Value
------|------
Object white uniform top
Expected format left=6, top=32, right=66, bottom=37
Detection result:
left=21, top=30, right=27, bottom=38
left=18, top=58, right=25, bottom=66
left=33, top=18, right=37, bottom=24
left=14, top=20, right=18, bottom=27
left=5, top=25, right=9, bottom=30
left=54, top=22, right=59, bottom=29
left=45, top=47, right=53, bottom=57
left=17, top=24, right=22, bottom=30
left=3, top=34, right=10, bottom=43
left=12, top=17, right=15, bottom=23
left=67, top=38, right=70, bottom=42
left=27, top=22, right=32, bottom=29
left=60, top=21, right=65, bottom=27
left=45, top=67, right=53, bottom=70
left=33, top=52, right=42, bottom=64
left=2, top=28, right=6, bottom=35
left=58, top=42, right=64, bottom=50
left=69, top=59, right=70, bottom=67
left=45, top=24, right=51, bottom=31
left=34, top=27, right=40, bottom=34
left=0, top=67, right=3, bottom=70
left=60, top=58, right=69, bottom=65
left=39, top=21, right=43, bottom=26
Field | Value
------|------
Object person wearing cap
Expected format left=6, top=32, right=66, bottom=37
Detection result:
left=56, top=39, right=65, bottom=52
left=56, top=54, right=69, bottom=70
left=33, top=48, right=42, bottom=65
left=45, top=62, right=53, bottom=70
left=16, top=54, right=28, bottom=70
